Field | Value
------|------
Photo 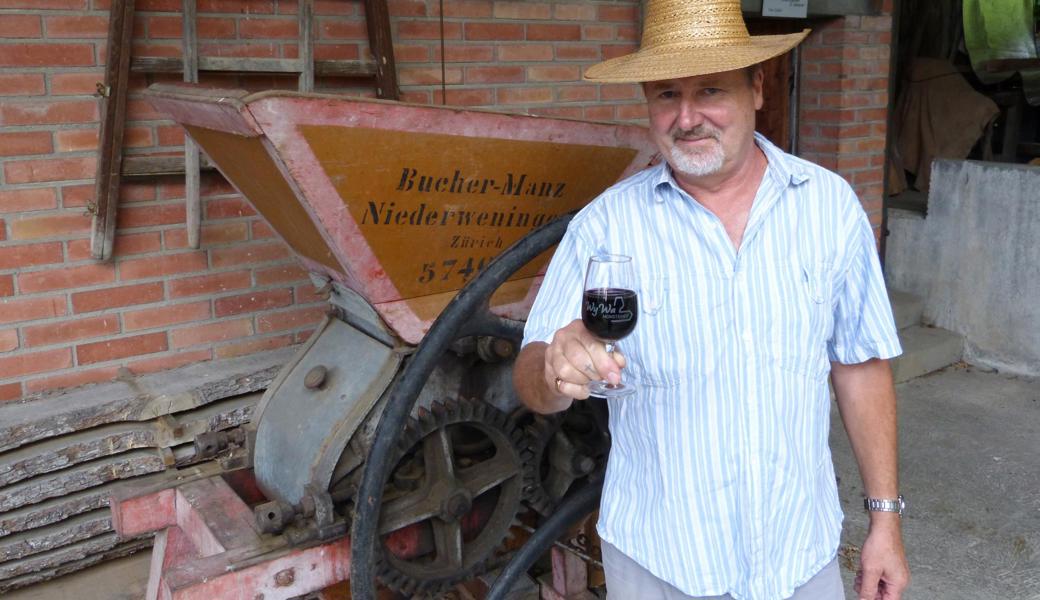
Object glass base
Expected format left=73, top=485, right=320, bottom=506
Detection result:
left=587, top=380, right=636, bottom=398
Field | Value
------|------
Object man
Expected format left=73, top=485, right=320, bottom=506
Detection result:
left=512, top=1, right=910, bottom=599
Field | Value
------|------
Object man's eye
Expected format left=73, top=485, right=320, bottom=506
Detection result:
left=657, top=90, right=678, bottom=99
left=702, top=88, right=722, bottom=96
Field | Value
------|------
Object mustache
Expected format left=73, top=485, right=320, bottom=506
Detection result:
left=671, top=125, right=721, bottom=142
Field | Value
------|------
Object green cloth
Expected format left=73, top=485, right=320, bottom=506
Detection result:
left=963, top=0, right=1039, bottom=104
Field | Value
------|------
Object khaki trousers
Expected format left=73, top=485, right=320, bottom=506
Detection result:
left=602, top=540, right=846, bottom=600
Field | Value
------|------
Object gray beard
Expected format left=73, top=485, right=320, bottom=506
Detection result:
left=669, top=143, right=725, bottom=177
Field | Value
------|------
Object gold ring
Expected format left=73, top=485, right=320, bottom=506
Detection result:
left=554, top=377, right=563, bottom=393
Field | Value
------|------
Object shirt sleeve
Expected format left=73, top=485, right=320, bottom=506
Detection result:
left=521, top=222, right=590, bottom=348
left=827, top=206, right=903, bottom=364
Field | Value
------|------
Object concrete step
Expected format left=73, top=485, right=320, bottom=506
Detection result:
left=888, top=288, right=925, bottom=331
left=891, top=325, right=964, bottom=384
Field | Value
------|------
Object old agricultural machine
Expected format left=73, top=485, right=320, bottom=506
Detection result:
left=110, top=84, right=658, bottom=599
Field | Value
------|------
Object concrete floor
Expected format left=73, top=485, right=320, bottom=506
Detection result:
left=7, top=365, right=1040, bottom=599
left=834, top=365, right=1040, bottom=599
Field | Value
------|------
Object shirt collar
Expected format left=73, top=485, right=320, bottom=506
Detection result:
left=650, top=132, right=811, bottom=203
left=754, top=132, right=811, bottom=188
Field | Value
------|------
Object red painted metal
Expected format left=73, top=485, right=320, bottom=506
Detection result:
left=113, top=471, right=508, bottom=597
left=113, top=473, right=353, bottom=600
left=111, top=487, right=176, bottom=537
left=540, top=546, right=597, bottom=600
left=115, top=470, right=597, bottom=599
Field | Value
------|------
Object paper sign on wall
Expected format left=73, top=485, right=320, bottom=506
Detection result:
left=762, top=0, right=808, bottom=18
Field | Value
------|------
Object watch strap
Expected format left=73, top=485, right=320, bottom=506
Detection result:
left=863, top=495, right=905, bottom=515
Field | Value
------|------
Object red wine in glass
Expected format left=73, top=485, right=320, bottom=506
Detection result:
left=582, top=288, right=638, bottom=340
left=582, top=255, right=638, bottom=398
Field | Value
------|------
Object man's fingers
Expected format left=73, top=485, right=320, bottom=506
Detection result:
left=584, top=342, right=626, bottom=385
left=554, top=359, right=592, bottom=387
left=545, top=319, right=630, bottom=395
left=555, top=378, right=590, bottom=400
left=857, top=568, right=881, bottom=600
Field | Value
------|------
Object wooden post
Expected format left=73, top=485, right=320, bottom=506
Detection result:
left=89, top=0, right=136, bottom=261
left=183, top=0, right=201, bottom=249
left=299, top=0, right=315, bottom=93
left=362, top=0, right=400, bottom=100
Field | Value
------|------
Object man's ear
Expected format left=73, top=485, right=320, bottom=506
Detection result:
left=752, top=66, right=765, bottom=111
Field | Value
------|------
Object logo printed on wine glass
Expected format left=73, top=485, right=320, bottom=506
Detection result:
left=584, top=295, right=633, bottom=322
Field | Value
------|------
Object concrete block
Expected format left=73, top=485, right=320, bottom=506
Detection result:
left=886, top=160, right=1040, bottom=376
left=891, top=326, right=964, bottom=383
left=888, top=288, right=924, bottom=331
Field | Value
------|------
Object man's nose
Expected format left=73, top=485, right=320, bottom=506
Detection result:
left=676, top=98, right=705, bottom=131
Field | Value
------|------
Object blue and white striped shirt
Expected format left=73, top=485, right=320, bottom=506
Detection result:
left=522, top=134, right=901, bottom=600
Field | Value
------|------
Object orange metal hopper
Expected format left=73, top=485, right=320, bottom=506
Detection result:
left=143, top=85, right=659, bottom=343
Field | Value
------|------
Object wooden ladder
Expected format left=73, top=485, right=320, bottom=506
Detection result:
left=90, top=0, right=399, bottom=260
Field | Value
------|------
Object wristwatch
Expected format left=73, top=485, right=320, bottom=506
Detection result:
left=863, top=495, right=906, bottom=516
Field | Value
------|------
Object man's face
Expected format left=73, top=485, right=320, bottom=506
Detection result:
left=643, top=68, right=764, bottom=182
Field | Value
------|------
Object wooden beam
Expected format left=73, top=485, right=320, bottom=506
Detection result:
left=979, top=58, right=1040, bottom=73
left=362, top=0, right=400, bottom=99
left=89, top=0, right=136, bottom=261
left=131, top=57, right=377, bottom=77
left=183, top=0, right=201, bottom=249
left=299, top=0, right=315, bottom=92
left=119, top=153, right=213, bottom=175
left=121, top=155, right=216, bottom=177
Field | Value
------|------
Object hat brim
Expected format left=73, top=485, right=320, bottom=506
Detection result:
left=584, top=29, right=811, bottom=83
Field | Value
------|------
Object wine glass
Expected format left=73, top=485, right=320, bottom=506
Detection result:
left=581, top=254, right=638, bottom=398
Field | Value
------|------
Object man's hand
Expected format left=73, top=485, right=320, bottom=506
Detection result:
left=832, top=358, right=908, bottom=599
left=544, top=319, right=626, bottom=399
left=854, top=516, right=909, bottom=599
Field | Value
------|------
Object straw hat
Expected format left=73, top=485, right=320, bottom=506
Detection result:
left=584, top=0, right=810, bottom=83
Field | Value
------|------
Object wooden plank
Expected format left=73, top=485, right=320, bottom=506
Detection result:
left=111, top=488, right=177, bottom=538
left=0, top=510, right=111, bottom=562
left=131, top=57, right=376, bottom=77
left=314, top=59, right=379, bottom=78
left=1, top=392, right=254, bottom=503
left=90, top=0, right=136, bottom=261
left=979, top=58, right=1040, bottom=73
left=362, top=0, right=400, bottom=99
left=182, top=0, right=201, bottom=249
left=0, top=486, right=109, bottom=538
left=0, top=424, right=154, bottom=488
left=0, top=451, right=167, bottom=513
left=299, top=0, right=315, bottom=92
left=122, top=155, right=216, bottom=176
left=161, top=537, right=350, bottom=600
left=174, top=478, right=262, bottom=556
left=0, top=531, right=148, bottom=581
left=0, top=536, right=153, bottom=593
left=0, top=352, right=286, bottom=454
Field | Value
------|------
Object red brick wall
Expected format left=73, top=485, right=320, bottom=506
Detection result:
left=0, top=0, right=890, bottom=402
left=798, top=2, right=893, bottom=229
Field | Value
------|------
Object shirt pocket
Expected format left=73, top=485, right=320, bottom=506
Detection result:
left=626, top=271, right=718, bottom=387
left=767, top=261, right=836, bottom=380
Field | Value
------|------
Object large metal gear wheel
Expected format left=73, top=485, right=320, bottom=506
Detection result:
left=521, top=402, right=610, bottom=517
left=520, top=413, right=563, bottom=516
left=351, top=216, right=572, bottom=600
left=375, top=397, right=526, bottom=598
